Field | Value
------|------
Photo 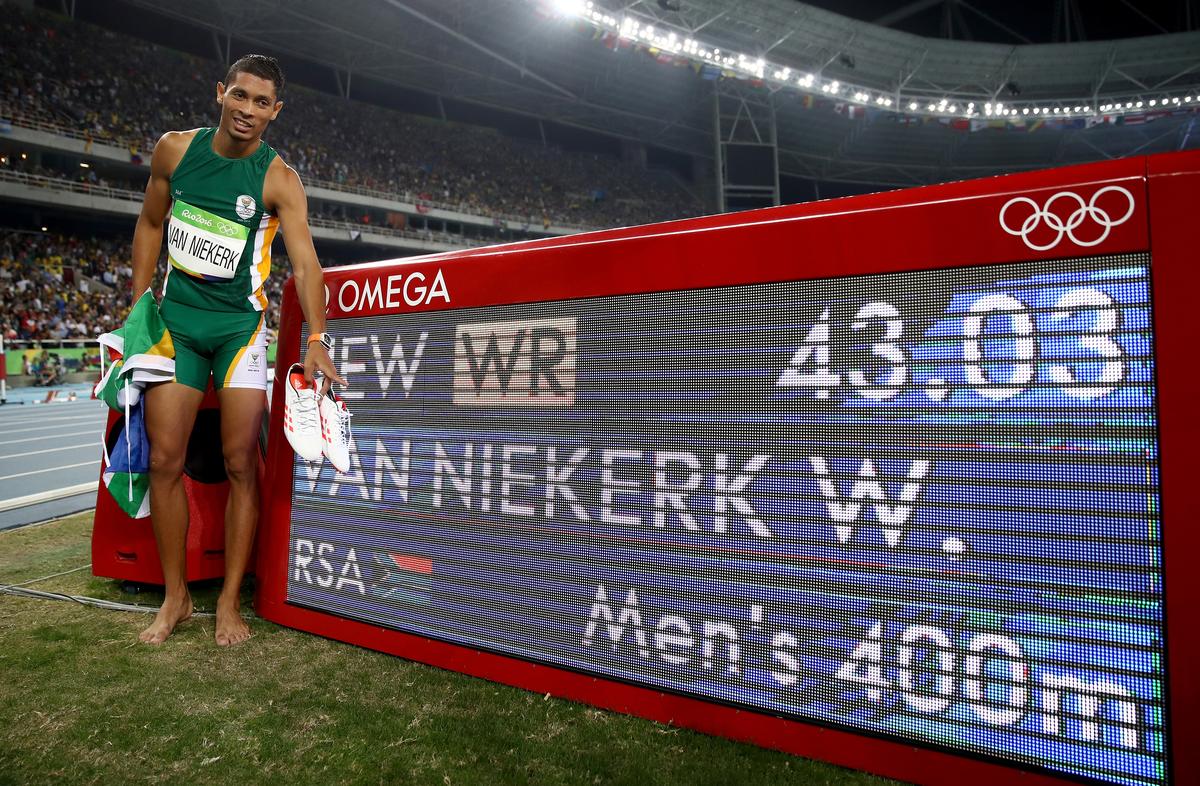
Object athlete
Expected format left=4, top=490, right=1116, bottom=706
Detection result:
left=130, top=54, right=344, bottom=646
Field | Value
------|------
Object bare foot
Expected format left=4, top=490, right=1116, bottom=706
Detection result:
left=139, top=594, right=193, bottom=644
left=215, top=596, right=252, bottom=647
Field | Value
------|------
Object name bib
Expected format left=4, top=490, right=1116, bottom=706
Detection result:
left=167, top=200, right=248, bottom=281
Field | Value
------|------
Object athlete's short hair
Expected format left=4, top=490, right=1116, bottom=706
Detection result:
left=225, top=54, right=285, bottom=98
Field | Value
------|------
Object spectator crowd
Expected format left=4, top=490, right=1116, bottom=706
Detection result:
left=0, top=5, right=706, bottom=367
left=1, top=230, right=285, bottom=347
left=0, top=5, right=704, bottom=229
left=1, top=231, right=131, bottom=343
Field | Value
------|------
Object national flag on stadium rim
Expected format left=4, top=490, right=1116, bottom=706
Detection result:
left=371, top=552, right=432, bottom=602
left=93, top=289, right=175, bottom=518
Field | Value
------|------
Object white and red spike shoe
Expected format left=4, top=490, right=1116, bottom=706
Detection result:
left=283, top=363, right=324, bottom=463
left=319, top=385, right=354, bottom=474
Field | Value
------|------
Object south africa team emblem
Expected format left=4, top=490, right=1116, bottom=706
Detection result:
left=235, top=194, right=256, bottom=220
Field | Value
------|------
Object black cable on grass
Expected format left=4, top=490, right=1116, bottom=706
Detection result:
left=0, top=567, right=258, bottom=618
left=0, top=584, right=216, bottom=616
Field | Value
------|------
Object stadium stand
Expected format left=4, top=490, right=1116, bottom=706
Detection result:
left=1, top=230, right=135, bottom=342
left=1, top=228, right=287, bottom=343
left=0, top=5, right=705, bottom=230
left=0, top=151, right=510, bottom=243
left=0, top=6, right=694, bottom=359
left=0, top=6, right=708, bottom=348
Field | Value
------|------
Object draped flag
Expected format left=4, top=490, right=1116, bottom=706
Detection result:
left=102, top=401, right=150, bottom=519
left=94, top=290, right=175, bottom=518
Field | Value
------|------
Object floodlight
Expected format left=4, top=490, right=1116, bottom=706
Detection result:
left=552, top=0, right=585, bottom=16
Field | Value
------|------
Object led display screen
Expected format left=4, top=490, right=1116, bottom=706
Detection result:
left=290, top=254, right=1165, bottom=786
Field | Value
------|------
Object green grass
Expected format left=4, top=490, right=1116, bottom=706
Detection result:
left=0, top=514, right=903, bottom=786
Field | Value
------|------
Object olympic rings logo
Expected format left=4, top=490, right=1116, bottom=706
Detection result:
left=999, top=186, right=1135, bottom=251
left=216, top=221, right=240, bottom=237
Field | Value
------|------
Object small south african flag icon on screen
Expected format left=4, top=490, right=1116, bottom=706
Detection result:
left=372, top=552, right=432, bottom=602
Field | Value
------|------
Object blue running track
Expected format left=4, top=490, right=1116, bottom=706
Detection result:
left=0, top=383, right=108, bottom=530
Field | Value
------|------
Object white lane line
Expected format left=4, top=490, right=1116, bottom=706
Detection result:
left=0, top=408, right=105, bottom=422
left=0, top=461, right=98, bottom=482
left=0, top=414, right=106, bottom=430
left=0, top=411, right=106, bottom=424
left=0, top=442, right=98, bottom=460
left=0, top=432, right=98, bottom=448
left=0, top=412, right=103, bottom=424
left=0, top=481, right=99, bottom=513
left=0, top=411, right=104, bottom=425
left=0, top=418, right=107, bottom=436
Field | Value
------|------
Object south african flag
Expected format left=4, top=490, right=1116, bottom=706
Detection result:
left=371, top=552, right=432, bottom=603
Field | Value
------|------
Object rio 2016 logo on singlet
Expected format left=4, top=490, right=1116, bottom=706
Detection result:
left=235, top=194, right=256, bottom=220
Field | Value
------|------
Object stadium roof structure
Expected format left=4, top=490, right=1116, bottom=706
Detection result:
left=119, top=0, right=1200, bottom=188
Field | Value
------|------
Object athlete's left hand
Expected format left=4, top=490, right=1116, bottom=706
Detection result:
left=304, top=344, right=346, bottom=396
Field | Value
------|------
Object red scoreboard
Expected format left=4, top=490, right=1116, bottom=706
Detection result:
left=257, top=151, right=1199, bottom=786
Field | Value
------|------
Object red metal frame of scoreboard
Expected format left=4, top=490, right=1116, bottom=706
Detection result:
left=257, top=151, right=1198, bottom=786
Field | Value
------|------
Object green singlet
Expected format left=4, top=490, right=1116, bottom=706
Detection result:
left=161, top=127, right=280, bottom=391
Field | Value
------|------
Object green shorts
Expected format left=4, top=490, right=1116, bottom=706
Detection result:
left=159, top=299, right=268, bottom=392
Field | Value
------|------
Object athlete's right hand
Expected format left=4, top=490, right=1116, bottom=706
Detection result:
left=304, top=343, right=346, bottom=396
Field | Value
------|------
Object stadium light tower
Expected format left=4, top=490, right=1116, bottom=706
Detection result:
left=713, top=81, right=780, bottom=213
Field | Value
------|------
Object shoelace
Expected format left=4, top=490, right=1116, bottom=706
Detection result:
left=330, top=403, right=353, bottom=446
left=291, top=386, right=321, bottom=433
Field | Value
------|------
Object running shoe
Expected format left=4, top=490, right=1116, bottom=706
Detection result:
left=283, top=363, right=324, bottom=462
left=319, top=386, right=354, bottom=473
